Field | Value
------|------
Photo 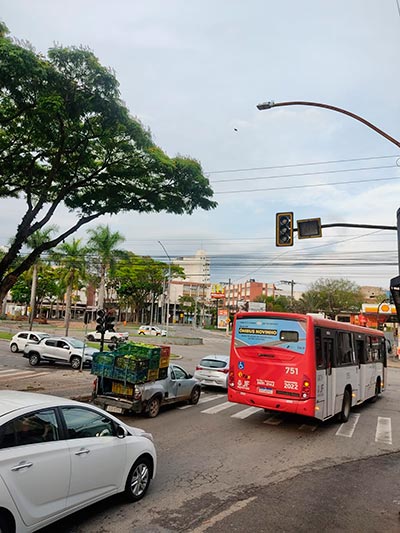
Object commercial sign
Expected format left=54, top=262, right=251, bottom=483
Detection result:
left=211, top=283, right=225, bottom=300
left=248, top=302, right=266, bottom=312
left=217, top=308, right=229, bottom=329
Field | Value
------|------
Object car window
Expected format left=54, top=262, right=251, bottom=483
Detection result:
left=172, top=366, right=187, bottom=380
left=0, top=409, right=59, bottom=449
left=200, top=358, right=228, bottom=369
left=57, top=340, right=69, bottom=349
left=18, top=333, right=28, bottom=339
left=67, top=339, right=84, bottom=349
left=45, top=339, right=58, bottom=347
left=61, top=407, right=117, bottom=439
left=30, top=334, right=39, bottom=342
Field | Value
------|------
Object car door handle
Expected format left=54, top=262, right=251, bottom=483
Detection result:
left=75, top=448, right=90, bottom=456
left=11, top=461, right=33, bottom=471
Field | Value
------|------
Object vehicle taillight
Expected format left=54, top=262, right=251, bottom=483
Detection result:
left=218, top=368, right=229, bottom=374
left=195, top=366, right=202, bottom=371
left=229, top=369, right=235, bottom=387
left=134, top=385, right=143, bottom=400
left=92, top=378, right=97, bottom=391
left=302, top=376, right=311, bottom=399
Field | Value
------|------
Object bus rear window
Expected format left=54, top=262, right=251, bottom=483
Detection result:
left=235, top=316, right=306, bottom=354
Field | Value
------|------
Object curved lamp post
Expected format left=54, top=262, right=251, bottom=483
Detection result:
left=256, top=100, right=400, bottom=150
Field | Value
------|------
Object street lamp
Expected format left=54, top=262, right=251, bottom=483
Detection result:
left=256, top=100, right=400, bottom=150
left=158, top=241, right=171, bottom=336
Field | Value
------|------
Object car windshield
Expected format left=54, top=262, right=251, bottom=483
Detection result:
left=200, top=359, right=228, bottom=369
left=67, top=339, right=84, bottom=349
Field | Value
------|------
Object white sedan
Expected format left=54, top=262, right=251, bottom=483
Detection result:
left=0, top=391, right=156, bottom=533
left=138, top=325, right=167, bottom=336
left=86, top=330, right=129, bottom=342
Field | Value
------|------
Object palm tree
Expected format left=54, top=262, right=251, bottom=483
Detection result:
left=26, top=226, right=57, bottom=330
left=87, top=225, right=125, bottom=309
left=52, top=239, right=88, bottom=336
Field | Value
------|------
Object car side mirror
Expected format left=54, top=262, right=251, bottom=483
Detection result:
left=116, top=426, right=128, bottom=439
left=187, top=373, right=192, bottom=379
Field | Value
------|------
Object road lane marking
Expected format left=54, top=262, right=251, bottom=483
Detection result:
left=6, top=371, right=50, bottom=380
left=335, top=413, right=360, bottom=438
left=201, top=401, right=234, bottom=414
left=231, top=407, right=260, bottom=419
left=191, top=497, right=257, bottom=533
left=0, top=369, right=50, bottom=380
left=178, top=395, right=223, bottom=409
left=375, top=416, right=392, bottom=445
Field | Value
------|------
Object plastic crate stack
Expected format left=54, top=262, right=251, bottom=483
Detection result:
left=91, top=342, right=170, bottom=385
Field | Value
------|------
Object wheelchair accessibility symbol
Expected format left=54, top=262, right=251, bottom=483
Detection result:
left=238, top=361, right=245, bottom=370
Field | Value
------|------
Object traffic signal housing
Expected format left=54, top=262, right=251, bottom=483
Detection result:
left=105, top=313, right=116, bottom=332
left=276, top=212, right=294, bottom=247
left=297, top=218, right=322, bottom=239
left=96, top=309, right=106, bottom=333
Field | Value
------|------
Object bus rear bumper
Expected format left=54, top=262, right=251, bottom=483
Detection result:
left=228, top=388, right=315, bottom=417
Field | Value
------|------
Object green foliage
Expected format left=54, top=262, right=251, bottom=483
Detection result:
left=254, top=294, right=292, bottom=312
left=296, top=278, right=363, bottom=317
left=0, top=28, right=216, bottom=300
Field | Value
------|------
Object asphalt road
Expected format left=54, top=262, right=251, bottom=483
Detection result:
left=1, top=328, right=400, bottom=532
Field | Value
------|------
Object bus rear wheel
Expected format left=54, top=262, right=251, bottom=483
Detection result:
left=338, top=389, right=351, bottom=423
left=369, top=379, right=381, bottom=403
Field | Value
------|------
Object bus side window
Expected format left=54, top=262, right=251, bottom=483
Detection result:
left=315, top=328, right=324, bottom=369
left=337, top=332, right=353, bottom=365
left=355, top=335, right=365, bottom=364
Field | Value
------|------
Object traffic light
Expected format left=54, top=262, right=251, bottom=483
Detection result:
left=96, top=309, right=106, bottom=333
left=105, top=313, right=116, bottom=332
left=276, top=212, right=294, bottom=247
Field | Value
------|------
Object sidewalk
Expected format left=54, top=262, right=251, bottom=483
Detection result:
left=388, top=356, right=400, bottom=368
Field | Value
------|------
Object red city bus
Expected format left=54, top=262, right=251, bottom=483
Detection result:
left=228, top=312, right=388, bottom=422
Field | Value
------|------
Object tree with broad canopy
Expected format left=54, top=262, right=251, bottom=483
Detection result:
left=0, top=22, right=216, bottom=302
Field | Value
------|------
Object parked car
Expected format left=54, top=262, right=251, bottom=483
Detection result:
left=23, top=336, right=97, bottom=369
left=86, top=330, right=129, bottom=343
left=194, top=355, right=230, bottom=389
left=9, top=331, right=50, bottom=353
left=0, top=390, right=156, bottom=533
left=93, top=364, right=201, bottom=417
left=138, top=325, right=167, bottom=337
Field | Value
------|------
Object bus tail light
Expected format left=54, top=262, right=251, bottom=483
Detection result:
left=229, top=369, right=235, bottom=387
left=302, top=376, right=311, bottom=399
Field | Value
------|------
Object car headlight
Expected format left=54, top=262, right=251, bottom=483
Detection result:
left=141, top=432, right=154, bottom=442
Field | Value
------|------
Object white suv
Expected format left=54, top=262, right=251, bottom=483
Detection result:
left=138, top=325, right=167, bottom=336
left=23, top=336, right=96, bottom=369
left=9, top=331, right=50, bottom=353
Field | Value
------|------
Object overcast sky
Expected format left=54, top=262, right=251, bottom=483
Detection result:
left=2, top=0, right=400, bottom=293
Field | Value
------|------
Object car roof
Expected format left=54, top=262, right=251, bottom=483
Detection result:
left=200, top=355, right=230, bottom=362
left=0, top=390, right=78, bottom=418
left=14, top=331, right=49, bottom=336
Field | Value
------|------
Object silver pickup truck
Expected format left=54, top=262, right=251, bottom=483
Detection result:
left=92, top=363, right=201, bottom=417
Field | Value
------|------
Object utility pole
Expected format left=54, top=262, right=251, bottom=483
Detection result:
left=158, top=241, right=172, bottom=336
left=280, top=280, right=296, bottom=308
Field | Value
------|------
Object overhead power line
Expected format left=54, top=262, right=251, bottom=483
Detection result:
left=206, top=154, right=398, bottom=174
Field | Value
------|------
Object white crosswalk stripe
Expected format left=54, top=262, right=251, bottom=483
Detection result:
left=375, top=416, right=392, bottom=445
left=231, top=407, right=261, bottom=419
left=0, top=368, right=50, bottom=380
left=335, top=413, right=360, bottom=438
left=177, top=394, right=225, bottom=410
left=263, top=414, right=284, bottom=425
left=201, top=401, right=234, bottom=414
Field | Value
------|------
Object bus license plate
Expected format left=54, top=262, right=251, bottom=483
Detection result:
left=106, top=405, right=123, bottom=414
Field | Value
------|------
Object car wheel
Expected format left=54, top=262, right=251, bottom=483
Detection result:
left=139, top=332, right=144, bottom=335
left=124, top=456, right=152, bottom=502
left=10, top=343, right=19, bottom=353
left=0, top=511, right=14, bottom=533
left=338, top=389, right=351, bottom=423
left=70, top=356, right=81, bottom=370
left=111, top=336, right=117, bottom=342
left=147, top=396, right=161, bottom=418
left=189, top=386, right=201, bottom=405
left=29, top=352, right=40, bottom=366
left=87, top=335, right=95, bottom=342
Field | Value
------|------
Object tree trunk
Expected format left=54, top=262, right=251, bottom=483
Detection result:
left=64, top=284, right=72, bottom=336
left=29, top=263, right=38, bottom=331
